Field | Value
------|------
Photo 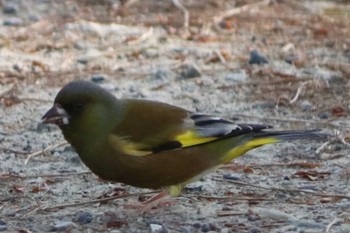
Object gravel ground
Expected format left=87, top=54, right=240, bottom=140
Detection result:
left=1, top=0, right=350, bottom=232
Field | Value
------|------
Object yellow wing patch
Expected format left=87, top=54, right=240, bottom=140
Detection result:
left=108, top=134, right=152, bottom=156
left=108, top=130, right=218, bottom=157
left=175, top=131, right=217, bottom=147
left=222, top=137, right=281, bottom=163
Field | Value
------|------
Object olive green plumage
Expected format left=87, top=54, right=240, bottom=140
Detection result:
left=42, top=80, right=325, bottom=196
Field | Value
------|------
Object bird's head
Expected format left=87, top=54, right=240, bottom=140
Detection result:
left=42, top=81, right=119, bottom=143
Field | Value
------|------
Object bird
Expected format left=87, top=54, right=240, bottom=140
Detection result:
left=42, top=80, right=326, bottom=199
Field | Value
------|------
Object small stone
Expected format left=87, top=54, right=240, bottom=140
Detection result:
left=150, top=223, right=162, bottom=232
left=76, top=211, right=93, bottom=224
left=180, top=226, right=191, bottom=233
left=3, top=17, right=23, bottom=26
left=224, top=70, right=247, bottom=82
left=50, top=221, right=76, bottom=232
left=249, top=228, right=262, bottom=233
left=184, top=185, right=203, bottom=192
left=143, top=48, right=159, bottom=58
left=0, top=221, right=7, bottom=231
left=0, top=225, right=7, bottom=231
left=318, top=111, right=330, bottom=119
left=3, top=4, right=18, bottom=14
left=77, top=58, right=89, bottom=65
left=91, top=74, right=106, bottom=83
left=294, top=220, right=325, bottom=229
left=200, top=224, right=211, bottom=232
left=152, top=68, right=171, bottom=81
left=192, top=223, right=201, bottom=229
left=249, top=50, right=268, bottom=65
left=341, top=224, right=350, bottom=232
left=178, top=64, right=201, bottom=79
left=300, top=100, right=313, bottom=111
left=223, top=173, right=241, bottom=180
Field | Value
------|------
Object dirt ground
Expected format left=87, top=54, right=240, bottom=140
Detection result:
left=1, top=0, right=350, bottom=232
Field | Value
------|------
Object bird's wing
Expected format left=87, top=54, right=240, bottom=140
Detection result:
left=108, top=99, right=271, bottom=156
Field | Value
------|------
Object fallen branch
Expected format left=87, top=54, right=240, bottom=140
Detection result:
left=25, top=141, right=68, bottom=165
left=220, top=179, right=350, bottom=200
left=213, top=0, right=271, bottom=25
left=23, top=190, right=159, bottom=216
left=172, top=0, right=189, bottom=29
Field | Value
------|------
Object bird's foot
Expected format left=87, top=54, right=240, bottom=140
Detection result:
left=124, top=191, right=172, bottom=213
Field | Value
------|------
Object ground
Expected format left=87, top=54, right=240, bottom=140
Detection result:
left=1, top=0, right=350, bottom=232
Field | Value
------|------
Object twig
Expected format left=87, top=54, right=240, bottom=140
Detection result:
left=217, top=77, right=315, bottom=89
left=25, top=141, right=68, bottom=165
left=316, top=130, right=350, bottom=154
left=23, top=171, right=92, bottom=179
left=217, top=210, right=246, bottom=217
left=222, top=162, right=321, bottom=169
left=289, top=81, right=307, bottom=104
left=325, top=218, right=340, bottom=233
left=172, top=0, right=189, bottom=29
left=214, top=49, right=227, bottom=64
left=18, top=97, right=53, bottom=103
left=127, top=27, right=154, bottom=45
left=0, top=147, right=31, bottom=155
left=123, top=0, right=139, bottom=8
left=40, top=191, right=158, bottom=212
left=289, top=79, right=327, bottom=104
left=186, top=194, right=273, bottom=201
left=220, top=179, right=350, bottom=200
left=0, top=84, right=15, bottom=98
left=213, top=0, right=271, bottom=24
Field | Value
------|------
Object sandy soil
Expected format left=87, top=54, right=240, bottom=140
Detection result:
left=1, top=0, right=350, bottom=232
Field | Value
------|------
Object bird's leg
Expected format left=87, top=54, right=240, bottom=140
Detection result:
left=124, top=191, right=173, bottom=212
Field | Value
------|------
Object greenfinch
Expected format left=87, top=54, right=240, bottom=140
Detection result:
left=42, top=80, right=325, bottom=196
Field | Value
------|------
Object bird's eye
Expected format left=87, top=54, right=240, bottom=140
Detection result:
left=68, top=103, right=84, bottom=115
left=73, top=103, right=84, bottom=111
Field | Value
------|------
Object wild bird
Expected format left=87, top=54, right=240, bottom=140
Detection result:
left=42, top=80, right=325, bottom=206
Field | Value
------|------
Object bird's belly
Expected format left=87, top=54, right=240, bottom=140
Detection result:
left=80, top=146, right=219, bottom=189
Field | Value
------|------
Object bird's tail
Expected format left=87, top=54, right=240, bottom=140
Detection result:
left=222, top=129, right=327, bottom=163
left=253, top=129, right=327, bottom=141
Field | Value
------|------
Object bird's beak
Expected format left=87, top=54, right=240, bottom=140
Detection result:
left=42, top=104, right=70, bottom=125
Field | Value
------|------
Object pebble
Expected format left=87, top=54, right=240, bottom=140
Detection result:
left=0, top=225, right=7, bottom=231
left=249, top=50, right=268, bottom=65
left=149, top=223, right=162, bottom=232
left=200, top=223, right=220, bottom=232
left=184, top=185, right=203, bottom=192
left=3, top=4, right=18, bottom=14
left=192, top=222, right=202, bottom=229
left=341, top=224, right=350, bottom=232
left=300, top=100, right=313, bottom=111
left=3, top=17, right=23, bottom=26
left=151, top=68, right=171, bottom=81
left=249, top=227, right=261, bottom=233
left=0, top=220, right=7, bottom=231
left=76, top=211, right=93, bottom=224
left=252, top=207, right=296, bottom=221
left=178, top=64, right=201, bottom=79
left=293, top=220, right=325, bottom=229
left=76, top=58, right=89, bottom=64
left=143, top=48, right=159, bottom=58
left=50, top=221, right=77, bottom=232
left=223, top=173, right=241, bottom=180
left=91, top=74, right=106, bottom=83
left=317, top=111, right=330, bottom=119
left=224, top=70, right=247, bottom=82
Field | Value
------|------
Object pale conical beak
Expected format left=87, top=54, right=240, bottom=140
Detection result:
left=42, top=104, right=70, bottom=125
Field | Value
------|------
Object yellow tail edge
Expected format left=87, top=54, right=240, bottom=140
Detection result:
left=222, top=137, right=281, bottom=163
